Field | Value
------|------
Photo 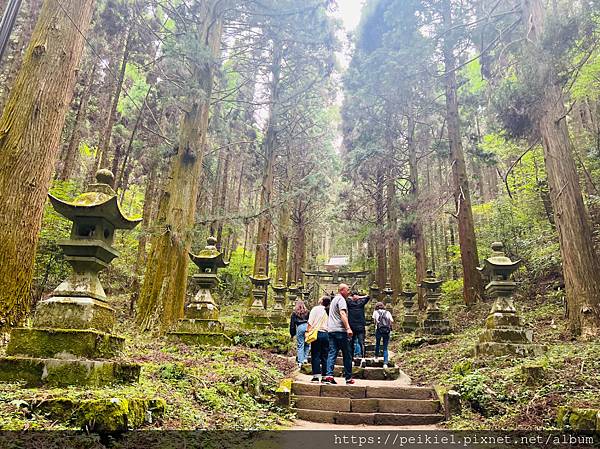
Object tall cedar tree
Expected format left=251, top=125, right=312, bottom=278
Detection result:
left=0, top=0, right=95, bottom=329
left=521, top=0, right=600, bottom=337
left=441, top=0, right=482, bottom=306
left=136, top=1, right=226, bottom=332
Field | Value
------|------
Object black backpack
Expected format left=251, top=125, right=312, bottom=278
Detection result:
left=376, top=310, right=392, bottom=335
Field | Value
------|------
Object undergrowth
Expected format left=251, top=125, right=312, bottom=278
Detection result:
left=392, top=285, right=600, bottom=430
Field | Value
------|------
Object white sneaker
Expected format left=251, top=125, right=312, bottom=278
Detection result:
left=383, top=364, right=388, bottom=369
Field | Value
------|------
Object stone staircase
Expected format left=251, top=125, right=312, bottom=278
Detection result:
left=293, top=343, right=444, bottom=426
left=302, top=356, right=401, bottom=380
left=292, top=382, right=444, bottom=425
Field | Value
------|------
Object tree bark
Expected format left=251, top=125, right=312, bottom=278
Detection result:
left=0, top=0, right=95, bottom=330
left=522, top=0, right=600, bottom=338
left=408, top=117, right=427, bottom=309
left=58, top=62, right=96, bottom=181
left=375, top=167, right=387, bottom=289
left=442, top=0, right=482, bottom=306
left=136, top=3, right=224, bottom=333
left=0, top=0, right=42, bottom=111
left=276, top=201, right=290, bottom=284
left=386, top=169, right=401, bottom=302
left=99, top=23, right=133, bottom=174
left=129, top=162, right=158, bottom=315
left=253, top=41, right=282, bottom=276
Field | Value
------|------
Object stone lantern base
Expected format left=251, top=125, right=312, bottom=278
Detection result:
left=418, top=310, right=452, bottom=336
left=402, top=313, right=419, bottom=333
left=167, top=288, right=232, bottom=347
left=0, top=288, right=139, bottom=387
left=475, top=312, right=546, bottom=357
left=269, top=311, right=288, bottom=328
left=168, top=317, right=232, bottom=347
left=242, top=311, right=272, bottom=330
left=0, top=321, right=139, bottom=387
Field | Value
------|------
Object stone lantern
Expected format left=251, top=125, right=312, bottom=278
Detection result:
left=383, top=281, right=394, bottom=309
left=242, top=268, right=271, bottom=329
left=367, top=282, right=380, bottom=317
left=270, top=278, right=288, bottom=327
left=475, top=242, right=545, bottom=357
left=0, top=170, right=141, bottom=386
left=301, top=281, right=312, bottom=305
left=287, top=282, right=299, bottom=314
left=400, top=283, right=418, bottom=333
left=419, top=270, right=451, bottom=335
left=168, top=237, right=231, bottom=346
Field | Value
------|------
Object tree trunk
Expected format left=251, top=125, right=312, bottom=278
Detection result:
left=375, top=167, right=387, bottom=289
left=216, top=150, right=230, bottom=249
left=136, top=4, right=224, bottom=333
left=276, top=201, right=290, bottom=284
left=99, top=23, right=133, bottom=173
left=117, top=84, right=152, bottom=194
left=386, top=170, right=401, bottom=302
left=58, top=62, right=96, bottom=181
left=129, top=162, right=158, bottom=315
left=442, top=0, right=482, bottom=306
left=0, top=0, right=42, bottom=111
left=521, top=0, right=600, bottom=338
left=253, top=41, right=282, bottom=276
left=0, top=0, right=95, bottom=330
left=408, top=117, right=427, bottom=309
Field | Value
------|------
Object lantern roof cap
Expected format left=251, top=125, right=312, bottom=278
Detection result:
left=478, top=242, right=521, bottom=274
left=48, top=170, right=140, bottom=230
left=189, top=236, right=228, bottom=269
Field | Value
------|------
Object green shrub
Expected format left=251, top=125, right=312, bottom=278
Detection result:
left=442, top=278, right=464, bottom=305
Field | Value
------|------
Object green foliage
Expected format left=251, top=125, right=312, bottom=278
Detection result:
left=441, top=279, right=464, bottom=305
left=451, top=372, right=500, bottom=417
left=158, top=363, right=187, bottom=380
left=231, top=329, right=291, bottom=355
left=216, top=247, right=254, bottom=305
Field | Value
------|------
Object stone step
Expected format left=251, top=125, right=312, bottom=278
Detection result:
left=294, top=408, right=444, bottom=426
left=292, top=382, right=437, bottom=400
left=300, top=364, right=400, bottom=380
left=307, top=356, right=394, bottom=368
left=294, top=395, right=441, bottom=414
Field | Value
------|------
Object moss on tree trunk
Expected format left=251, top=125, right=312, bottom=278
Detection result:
left=136, top=4, right=224, bottom=333
left=441, top=0, right=482, bottom=307
left=522, top=0, right=600, bottom=338
left=0, top=0, right=95, bottom=330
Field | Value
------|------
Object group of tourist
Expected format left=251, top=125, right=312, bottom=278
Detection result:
left=289, top=283, right=394, bottom=385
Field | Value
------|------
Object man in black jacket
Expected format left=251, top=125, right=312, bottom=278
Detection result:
left=347, top=292, right=370, bottom=368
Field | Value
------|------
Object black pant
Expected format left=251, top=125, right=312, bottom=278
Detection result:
left=351, top=329, right=366, bottom=358
left=310, top=331, right=329, bottom=375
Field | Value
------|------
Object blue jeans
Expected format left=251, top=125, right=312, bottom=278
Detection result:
left=326, top=331, right=353, bottom=380
left=375, top=329, right=390, bottom=364
left=352, top=330, right=366, bottom=358
left=296, top=322, right=309, bottom=363
left=310, top=331, right=329, bottom=375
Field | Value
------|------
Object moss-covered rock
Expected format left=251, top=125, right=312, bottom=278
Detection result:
left=0, top=357, right=139, bottom=387
left=7, top=328, right=124, bottom=359
left=275, top=378, right=293, bottom=407
left=229, top=329, right=291, bottom=354
left=557, top=406, right=599, bottom=431
left=35, top=397, right=166, bottom=432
